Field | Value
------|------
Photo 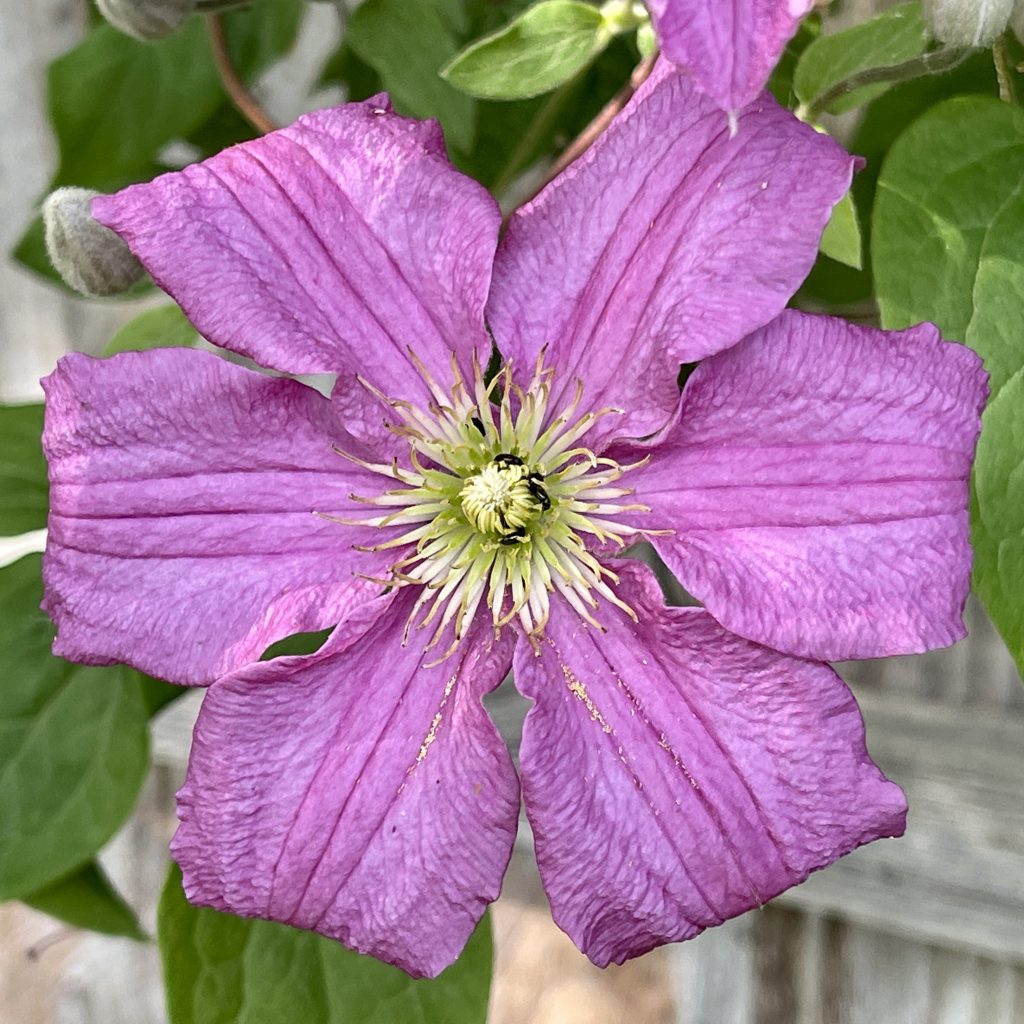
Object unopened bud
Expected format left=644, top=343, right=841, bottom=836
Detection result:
left=95, top=0, right=196, bottom=41
left=923, top=0, right=1014, bottom=46
left=43, top=188, right=144, bottom=297
left=600, top=0, right=648, bottom=34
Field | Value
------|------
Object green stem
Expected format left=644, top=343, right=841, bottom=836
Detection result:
left=804, top=46, right=972, bottom=121
left=993, top=38, right=1018, bottom=104
left=491, top=80, right=578, bottom=199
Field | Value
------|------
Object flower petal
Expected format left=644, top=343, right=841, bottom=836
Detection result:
left=489, top=61, right=853, bottom=442
left=42, top=348, right=396, bottom=685
left=618, top=310, right=988, bottom=660
left=173, top=593, right=519, bottom=978
left=515, top=564, right=905, bottom=967
left=648, top=0, right=815, bottom=111
left=93, top=97, right=500, bottom=406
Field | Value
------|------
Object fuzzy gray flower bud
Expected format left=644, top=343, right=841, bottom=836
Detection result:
left=923, top=0, right=1014, bottom=46
left=96, top=0, right=195, bottom=41
left=43, top=188, right=144, bottom=297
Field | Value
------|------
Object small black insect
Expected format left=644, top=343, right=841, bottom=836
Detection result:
left=527, top=480, right=551, bottom=511
left=492, top=452, right=525, bottom=467
left=499, top=527, right=528, bottom=545
left=525, top=471, right=551, bottom=511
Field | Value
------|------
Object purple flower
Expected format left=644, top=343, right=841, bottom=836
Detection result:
left=42, top=63, right=985, bottom=977
left=647, top=0, right=816, bottom=111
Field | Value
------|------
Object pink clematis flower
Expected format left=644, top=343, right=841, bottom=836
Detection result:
left=646, top=0, right=816, bottom=111
left=42, top=62, right=985, bottom=977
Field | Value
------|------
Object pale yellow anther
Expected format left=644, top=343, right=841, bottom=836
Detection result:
left=459, top=459, right=546, bottom=540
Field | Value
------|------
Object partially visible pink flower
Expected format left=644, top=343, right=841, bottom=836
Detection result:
left=647, top=0, right=816, bottom=111
left=42, top=62, right=985, bottom=977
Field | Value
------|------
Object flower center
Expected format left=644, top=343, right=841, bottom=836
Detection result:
left=324, top=351, right=653, bottom=661
left=459, top=456, right=548, bottom=543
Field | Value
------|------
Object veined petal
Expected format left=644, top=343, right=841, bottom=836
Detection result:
left=616, top=310, right=988, bottom=660
left=648, top=0, right=815, bottom=111
left=93, top=97, right=500, bottom=409
left=173, top=591, right=519, bottom=979
left=489, top=61, right=853, bottom=443
left=514, top=564, right=905, bottom=967
left=42, top=349, right=396, bottom=685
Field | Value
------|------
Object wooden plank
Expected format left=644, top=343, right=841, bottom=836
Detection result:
left=926, top=948, right=984, bottom=1024
left=775, top=690, right=1024, bottom=959
left=751, top=907, right=802, bottom=1024
left=843, top=928, right=932, bottom=1024
left=818, top=917, right=849, bottom=1024
left=668, top=915, right=757, bottom=1024
left=841, top=600, right=1024, bottom=712
left=923, top=949, right=1022, bottom=1024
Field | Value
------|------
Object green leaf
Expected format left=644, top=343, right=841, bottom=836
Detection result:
left=159, top=865, right=494, bottom=1024
left=317, top=42, right=383, bottom=99
left=454, top=36, right=636, bottom=192
left=222, top=0, right=304, bottom=76
left=138, top=674, right=185, bottom=717
left=23, top=861, right=146, bottom=941
left=851, top=48, right=997, bottom=167
left=442, top=0, right=610, bottom=101
left=874, top=96, right=1024, bottom=398
left=13, top=1, right=303, bottom=287
left=796, top=50, right=997, bottom=313
left=794, top=2, right=928, bottom=115
left=49, top=3, right=303, bottom=189
left=48, top=21, right=223, bottom=189
left=973, top=369, right=1024, bottom=678
left=347, top=0, right=477, bottom=151
left=0, top=404, right=47, bottom=536
left=818, top=191, right=862, bottom=270
left=0, top=555, right=150, bottom=901
left=874, top=96, right=1024, bottom=680
left=105, top=305, right=199, bottom=355
left=767, top=15, right=820, bottom=108
left=260, top=628, right=332, bottom=660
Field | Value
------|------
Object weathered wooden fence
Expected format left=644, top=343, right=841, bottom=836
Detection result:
left=2, top=2, right=1022, bottom=1021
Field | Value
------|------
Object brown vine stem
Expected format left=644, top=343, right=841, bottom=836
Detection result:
left=206, top=13, right=278, bottom=136
left=505, top=51, right=659, bottom=226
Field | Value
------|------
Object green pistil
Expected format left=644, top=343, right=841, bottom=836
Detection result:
left=326, top=352, right=654, bottom=660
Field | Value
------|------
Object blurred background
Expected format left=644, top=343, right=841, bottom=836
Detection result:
left=1, top=1, right=1023, bottom=1022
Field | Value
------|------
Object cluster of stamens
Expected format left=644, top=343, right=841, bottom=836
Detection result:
left=324, top=351, right=655, bottom=662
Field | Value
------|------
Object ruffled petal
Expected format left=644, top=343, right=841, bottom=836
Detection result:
left=515, top=564, right=905, bottom=967
left=42, top=348, right=397, bottom=685
left=648, top=0, right=815, bottom=111
left=93, top=97, right=500, bottom=407
left=489, top=61, right=853, bottom=442
left=617, top=310, right=988, bottom=660
left=173, top=592, right=519, bottom=978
